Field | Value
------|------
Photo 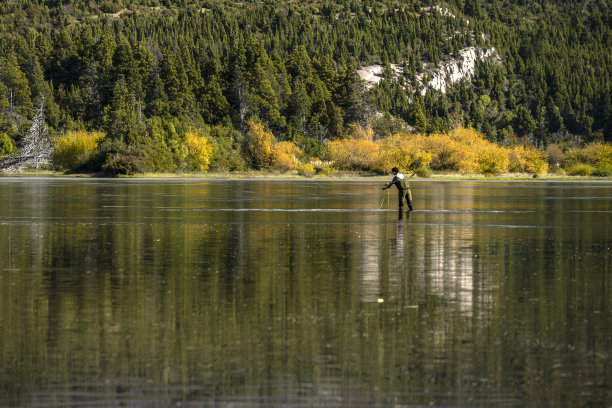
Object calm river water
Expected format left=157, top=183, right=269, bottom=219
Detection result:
left=0, top=177, right=610, bottom=407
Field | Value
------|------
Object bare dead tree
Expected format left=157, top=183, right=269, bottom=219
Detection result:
left=1, top=98, right=53, bottom=173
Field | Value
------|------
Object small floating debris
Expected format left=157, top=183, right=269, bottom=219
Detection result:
left=377, top=298, right=384, bottom=303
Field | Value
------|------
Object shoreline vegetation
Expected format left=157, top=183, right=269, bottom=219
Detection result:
left=2, top=124, right=611, bottom=181
left=6, top=123, right=608, bottom=181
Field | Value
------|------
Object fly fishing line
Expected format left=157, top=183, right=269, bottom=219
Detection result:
left=378, top=188, right=389, bottom=209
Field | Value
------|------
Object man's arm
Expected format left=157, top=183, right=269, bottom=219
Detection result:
left=382, top=177, right=395, bottom=190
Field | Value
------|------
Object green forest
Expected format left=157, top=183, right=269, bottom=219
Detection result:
left=0, top=0, right=610, bottom=174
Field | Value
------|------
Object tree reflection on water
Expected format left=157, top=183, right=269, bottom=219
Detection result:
left=0, top=178, right=610, bottom=407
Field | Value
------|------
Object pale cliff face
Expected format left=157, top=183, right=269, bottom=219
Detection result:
left=357, top=47, right=497, bottom=95
left=419, top=47, right=497, bottom=94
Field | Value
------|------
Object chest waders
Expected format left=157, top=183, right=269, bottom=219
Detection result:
left=395, top=178, right=413, bottom=211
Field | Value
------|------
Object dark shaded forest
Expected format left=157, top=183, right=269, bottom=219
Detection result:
left=0, top=0, right=610, bottom=173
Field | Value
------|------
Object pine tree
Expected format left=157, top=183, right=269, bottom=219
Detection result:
left=313, top=51, right=338, bottom=94
left=286, top=45, right=313, bottom=80
left=102, top=76, right=146, bottom=144
left=201, top=75, right=230, bottom=125
left=514, top=105, right=536, bottom=137
left=545, top=97, right=563, bottom=133
left=286, top=77, right=310, bottom=135
left=337, top=62, right=368, bottom=125
left=112, top=36, right=137, bottom=90
left=407, top=94, right=428, bottom=132
left=239, top=40, right=285, bottom=131
left=22, top=54, right=59, bottom=128
left=0, top=53, right=33, bottom=116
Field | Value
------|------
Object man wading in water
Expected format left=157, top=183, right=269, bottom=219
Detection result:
left=382, top=167, right=414, bottom=211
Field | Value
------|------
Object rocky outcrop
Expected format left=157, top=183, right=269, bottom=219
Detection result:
left=419, top=47, right=497, bottom=94
left=357, top=46, right=497, bottom=95
left=356, top=64, right=399, bottom=87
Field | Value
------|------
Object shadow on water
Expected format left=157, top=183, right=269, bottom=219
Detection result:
left=0, top=178, right=610, bottom=407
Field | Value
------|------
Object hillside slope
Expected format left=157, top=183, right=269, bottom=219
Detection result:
left=0, top=0, right=610, bottom=170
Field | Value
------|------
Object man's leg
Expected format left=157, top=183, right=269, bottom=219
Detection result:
left=405, top=189, right=413, bottom=210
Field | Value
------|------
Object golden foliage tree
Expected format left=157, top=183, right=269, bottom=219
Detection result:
left=474, top=142, right=509, bottom=174
left=184, top=130, right=212, bottom=172
left=423, top=133, right=473, bottom=172
left=566, top=142, right=612, bottom=169
left=450, top=127, right=509, bottom=174
left=272, top=141, right=302, bottom=171
left=376, top=133, right=432, bottom=173
left=326, top=138, right=379, bottom=170
left=243, top=121, right=274, bottom=169
left=450, top=126, right=488, bottom=146
left=52, top=130, right=104, bottom=170
left=508, top=145, right=548, bottom=173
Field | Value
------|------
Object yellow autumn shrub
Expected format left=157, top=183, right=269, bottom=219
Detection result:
left=53, top=130, right=104, bottom=170
left=297, top=163, right=316, bottom=176
left=508, top=145, right=548, bottom=173
left=566, top=142, right=612, bottom=168
left=327, top=138, right=379, bottom=170
left=423, top=133, right=476, bottom=172
left=474, top=142, right=509, bottom=174
left=566, top=164, right=593, bottom=176
left=450, top=126, right=487, bottom=146
left=184, top=130, right=212, bottom=172
left=375, top=133, right=432, bottom=173
left=244, top=121, right=274, bottom=169
left=272, top=141, right=302, bottom=171
left=449, top=126, right=510, bottom=174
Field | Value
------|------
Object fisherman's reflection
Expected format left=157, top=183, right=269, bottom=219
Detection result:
left=392, top=210, right=410, bottom=255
